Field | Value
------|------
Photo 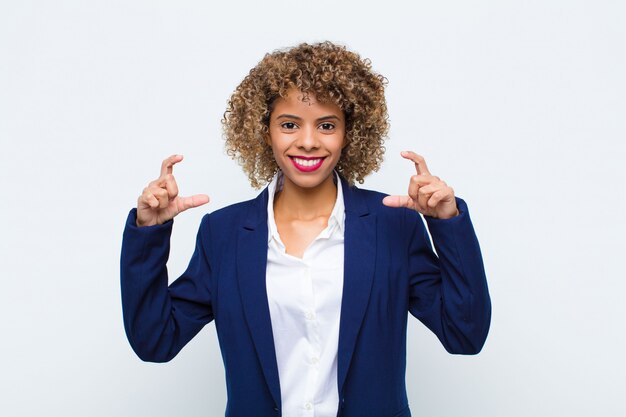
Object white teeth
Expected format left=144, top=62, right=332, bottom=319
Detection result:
left=293, top=158, right=321, bottom=167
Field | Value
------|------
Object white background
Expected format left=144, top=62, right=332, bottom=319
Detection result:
left=1, top=1, right=625, bottom=416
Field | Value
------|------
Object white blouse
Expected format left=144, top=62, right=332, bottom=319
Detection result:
left=266, top=172, right=345, bottom=417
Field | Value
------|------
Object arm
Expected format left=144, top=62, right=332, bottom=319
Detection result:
left=120, top=155, right=212, bottom=362
left=383, top=151, right=491, bottom=354
left=121, top=210, right=214, bottom=362
left=407, top=198, right=491, bottom=354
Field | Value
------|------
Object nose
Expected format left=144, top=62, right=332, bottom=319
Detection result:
left=295, top=126, right=320, bottom=151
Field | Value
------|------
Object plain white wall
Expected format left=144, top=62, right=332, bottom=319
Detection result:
left=1, top=1, right=625, bottom=416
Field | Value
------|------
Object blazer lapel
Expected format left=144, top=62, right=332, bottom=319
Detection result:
left=237, top=189, right=282, bottom=408
left=337, top=178, right=377, bottom=395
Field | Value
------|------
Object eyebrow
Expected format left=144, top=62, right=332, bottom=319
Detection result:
left=275, top=114, right=341, bottom=122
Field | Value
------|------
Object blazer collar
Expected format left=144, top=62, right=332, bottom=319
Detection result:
left=237, top=175, right=376, bottom=405
left=241, top=174, right=369, bottom=224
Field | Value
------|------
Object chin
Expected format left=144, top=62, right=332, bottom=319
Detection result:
left=281, top=167, right=336, bottom=190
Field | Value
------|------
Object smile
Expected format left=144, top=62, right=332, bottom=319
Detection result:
left=289, top=156, right=326, bottom=172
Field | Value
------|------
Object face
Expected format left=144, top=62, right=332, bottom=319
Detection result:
left=267, top=88, right=346, bottom=192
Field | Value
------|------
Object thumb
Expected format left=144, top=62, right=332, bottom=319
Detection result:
left=382, top=195, right=412, bottom=209
left=178, top=194, right=210, bottom=213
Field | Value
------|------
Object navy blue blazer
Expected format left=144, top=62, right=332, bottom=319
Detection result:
left=121, top=178, right=491, bottom=417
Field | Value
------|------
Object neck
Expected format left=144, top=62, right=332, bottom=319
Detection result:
left=274, top=173, right=337, bottom=221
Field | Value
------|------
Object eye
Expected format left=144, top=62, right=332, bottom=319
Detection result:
left=280, top=122, right=297, bottom=130
left=319, top=122, right=335, bottom=131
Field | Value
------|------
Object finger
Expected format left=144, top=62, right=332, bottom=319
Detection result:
left=160, top=154, right=184, bottom=178
left=413, top=175, right=438, bottom=186
left=401, top=151, right=431, bottom=176
left=382, top=195, right=413, bottom=209
left=177, top=194, right=210, bottom=213
left=408, top=177, right=420, bottom=202
left=139, top=189, right=160, bottom=209
left=416, top=185, right=430, bottom=210
left=408, top=174, right=436, bottom=195
left=427, top=189, right=452, bottom=208
left=407, top=177, right=429, bottom=209
left=149, top=186, right=170, bottom=209
left=417, top=183, right=443, bottom=197
left=163, top=174, right=179, bottom=199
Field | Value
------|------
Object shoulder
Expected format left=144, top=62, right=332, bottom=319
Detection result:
left=207, top=198, right=255, bottom=220
left=345, top=184, right=417, bottom=227
left=197, top=188, right=268, bottom=233
left=344, top=184, right=403, bottom=214
left=190, top=194, right=266, bottom=256
left=199, top=198, right=256, bottom=229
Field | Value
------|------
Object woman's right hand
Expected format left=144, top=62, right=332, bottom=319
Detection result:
left=136, top=154, right=210, bottom=227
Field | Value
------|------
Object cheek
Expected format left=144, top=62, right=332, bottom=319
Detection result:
left=335, top=133, right=347, bottom=153
left=340, top=129, right=348, bottom=148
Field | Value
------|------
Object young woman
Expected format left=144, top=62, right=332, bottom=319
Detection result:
left=121, top=41, right=491, bottom=417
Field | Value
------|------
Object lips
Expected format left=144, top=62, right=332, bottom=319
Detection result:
left=289, top=156, right=326, bottom=172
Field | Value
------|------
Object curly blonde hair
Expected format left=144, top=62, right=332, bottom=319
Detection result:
left=222, top=41, right=389, bottom=189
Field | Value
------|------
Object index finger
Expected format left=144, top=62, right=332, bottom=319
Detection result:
left=401, top=151, right=431, bottom=176
left=160, top=154, right=184, bottom=177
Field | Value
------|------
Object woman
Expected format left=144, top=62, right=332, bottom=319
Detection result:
left=121, top=41, right=491, bottom=417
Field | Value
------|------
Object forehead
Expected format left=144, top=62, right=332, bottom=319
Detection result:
left=271, top=88, right=343, bottom=119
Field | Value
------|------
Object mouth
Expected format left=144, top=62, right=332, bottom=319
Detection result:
left=289, top=156, right=326, bottom=172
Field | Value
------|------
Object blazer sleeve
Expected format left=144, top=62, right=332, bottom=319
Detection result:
left=407, top=197, right=491, bottom=354
left=120, top=209, right=214, bottom=362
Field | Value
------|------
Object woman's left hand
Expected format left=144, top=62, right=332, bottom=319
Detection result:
left=382, top=151, right=459, bottom=219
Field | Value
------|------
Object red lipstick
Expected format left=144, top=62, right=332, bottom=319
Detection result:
left=289, top=156, right=325, bottom=172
